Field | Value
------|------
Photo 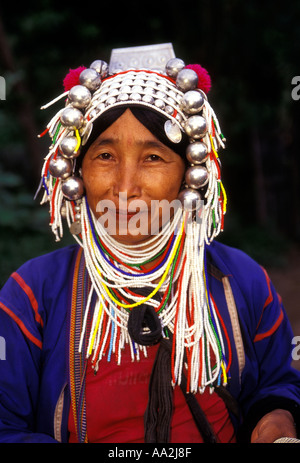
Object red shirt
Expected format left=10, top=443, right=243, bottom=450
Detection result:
left=69, top=344, right=235, bottom=443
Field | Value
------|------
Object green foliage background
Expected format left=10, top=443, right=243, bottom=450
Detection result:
left=0, top=0, right=299, bottom=285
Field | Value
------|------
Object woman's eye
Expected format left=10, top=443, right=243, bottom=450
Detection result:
left=97, top=152, right=112, bottom=160
left=146, top=154, right=162, bottom=162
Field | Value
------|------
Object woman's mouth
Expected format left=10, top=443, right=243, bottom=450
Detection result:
left=116, top=209, right=138, bottom=221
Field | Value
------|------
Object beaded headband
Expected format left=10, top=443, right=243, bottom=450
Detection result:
left=38, top=43, right=227, bottom=240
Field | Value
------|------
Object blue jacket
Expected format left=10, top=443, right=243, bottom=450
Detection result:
left=0, top=241, right=299, bottom=442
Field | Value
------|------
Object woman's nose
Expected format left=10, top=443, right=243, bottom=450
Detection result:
left=113, top=161, right=142, bottom=199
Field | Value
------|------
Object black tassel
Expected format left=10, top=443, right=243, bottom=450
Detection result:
left=144, top=335, right=218, bottom=443
left=179, top=376, right=218, bottom=443
left=127, top=304, right=162, bottom=346
left=144, top=338, right=174, bottom=443
left=127, top=287, right=219, bottom=443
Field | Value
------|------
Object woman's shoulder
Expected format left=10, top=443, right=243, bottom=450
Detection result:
left=208, top=240, right=262, bottom=275
left=207, top=240, right=270, bottom=298
left=207, top=240, right=278, bottom=316
left=28, top=244, right=80, bottom=265
left=4, top=244, right=82, bottom=292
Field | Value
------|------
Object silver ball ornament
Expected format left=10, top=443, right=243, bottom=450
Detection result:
left=60, top=202, right=67, bottom=219
left=49, top=154, right=73, bottom=179
left=165, top=58, right=185, bottom=78
left=61, top=176, right=85, bottom=201
left=180, top=90, right=204, bottom=114
left=178, top=188, right=202, bottom=212
left=90, top=60, right=109, bottom=78
left=186, top=142, right=208, bottom=164
left=176, top=69, right=198, bottom=92
left=184, top=115, right=207, bottom=139
left=185, top=166, right=209, bottom=189
left=79, top=68, right=101, bottom=91
left=60, top=107, right=84, bottom=129
left=68, top=85, right=92, bottom=109
left=59, top=136, right=81, bottom=159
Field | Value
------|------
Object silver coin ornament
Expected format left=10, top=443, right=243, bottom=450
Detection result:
left=184, top=115, right=207, bottom=139
left=164, top=120, right=182, bottom=143
left=60, top=107, right=84, bottom=129
left=79, top=68, right=101, bottom=91
left=62, top=176, right=85, bottom=201
left=59, top=136, right=81, bottom=158
left=68, top=85, right=92, bottom=109
left=186, top=142, right=208, bottom=164
left=185, top=166, right=209, bottom=189
left=176, top=68, right=198, bottom=92
left=49, top=154, right=73, bottom=179
left=178, top=188, right=202, bottom=212
left=180, top=90, right=204, bottom=114
left=90, top=60, right=109, bottom=78
left=165, top=58, right=186, bottom=78
left=81, top=121, right=93, bottom=146
left=69, top=220, right=82, bottom=235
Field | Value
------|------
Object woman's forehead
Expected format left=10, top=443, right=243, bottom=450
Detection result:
left=83, top=106, right=189, bottom=159
left=87, top=110, right=180, bottom=157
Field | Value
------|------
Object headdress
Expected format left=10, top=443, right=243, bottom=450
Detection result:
left=37, top=44, right=230, bottom=399
left=38, top=43, right=226, bottom=240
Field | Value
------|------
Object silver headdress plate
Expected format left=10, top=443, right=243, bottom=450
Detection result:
left=109, top=43, right=176, bottom=73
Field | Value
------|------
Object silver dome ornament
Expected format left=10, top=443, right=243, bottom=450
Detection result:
left=60, top=107, right=84, bottom=129
left=165, top=105, right=174, bottom=115
left=185, top=166, right=209, bottom=189
left=184, top=115, right=207, bottom=139
left=165, top=58, right=186, bottom=79
left=180, top=90, right=205, bottom=114
left=129, top=93, right=142, bottom=101
left=106, top=96, right=117, bottom=105
left=49, top=154, right=73, bottom=179
left=176, top=68, right=198, bottom=92
left=142, top=94, right=155, bottom=104
left=90, top=60, right=109, bottom=78
left=118, top=93, right=129, bottom=102
left=59, top=136, right=81, bottom=159
left=186, top=142, right=208, bottom=164
left=61, top=176, right=85, bottom=201
left=178, top=188, right=202, bottom=212
left=68, top=85, right=92, bottom=109
left=79, top=68, right=101, bottom=92
left=154, top=98, right=165, bottom=109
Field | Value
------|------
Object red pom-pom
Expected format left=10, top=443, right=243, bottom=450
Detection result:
left=185, top=64, right=211, bottom=94
left=63, top=66, right=87, bottom=91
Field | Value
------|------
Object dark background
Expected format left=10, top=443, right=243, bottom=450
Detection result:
left=0, top=0, right=299, bottom=344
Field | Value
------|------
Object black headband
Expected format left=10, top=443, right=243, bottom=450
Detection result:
left=79, top=105, right=189, bottom=164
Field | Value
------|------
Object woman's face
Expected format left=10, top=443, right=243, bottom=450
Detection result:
left=81, top=109, right=185, bottom=245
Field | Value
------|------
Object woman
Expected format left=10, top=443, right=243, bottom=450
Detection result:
left=0, top=44, right=299, bottom=443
